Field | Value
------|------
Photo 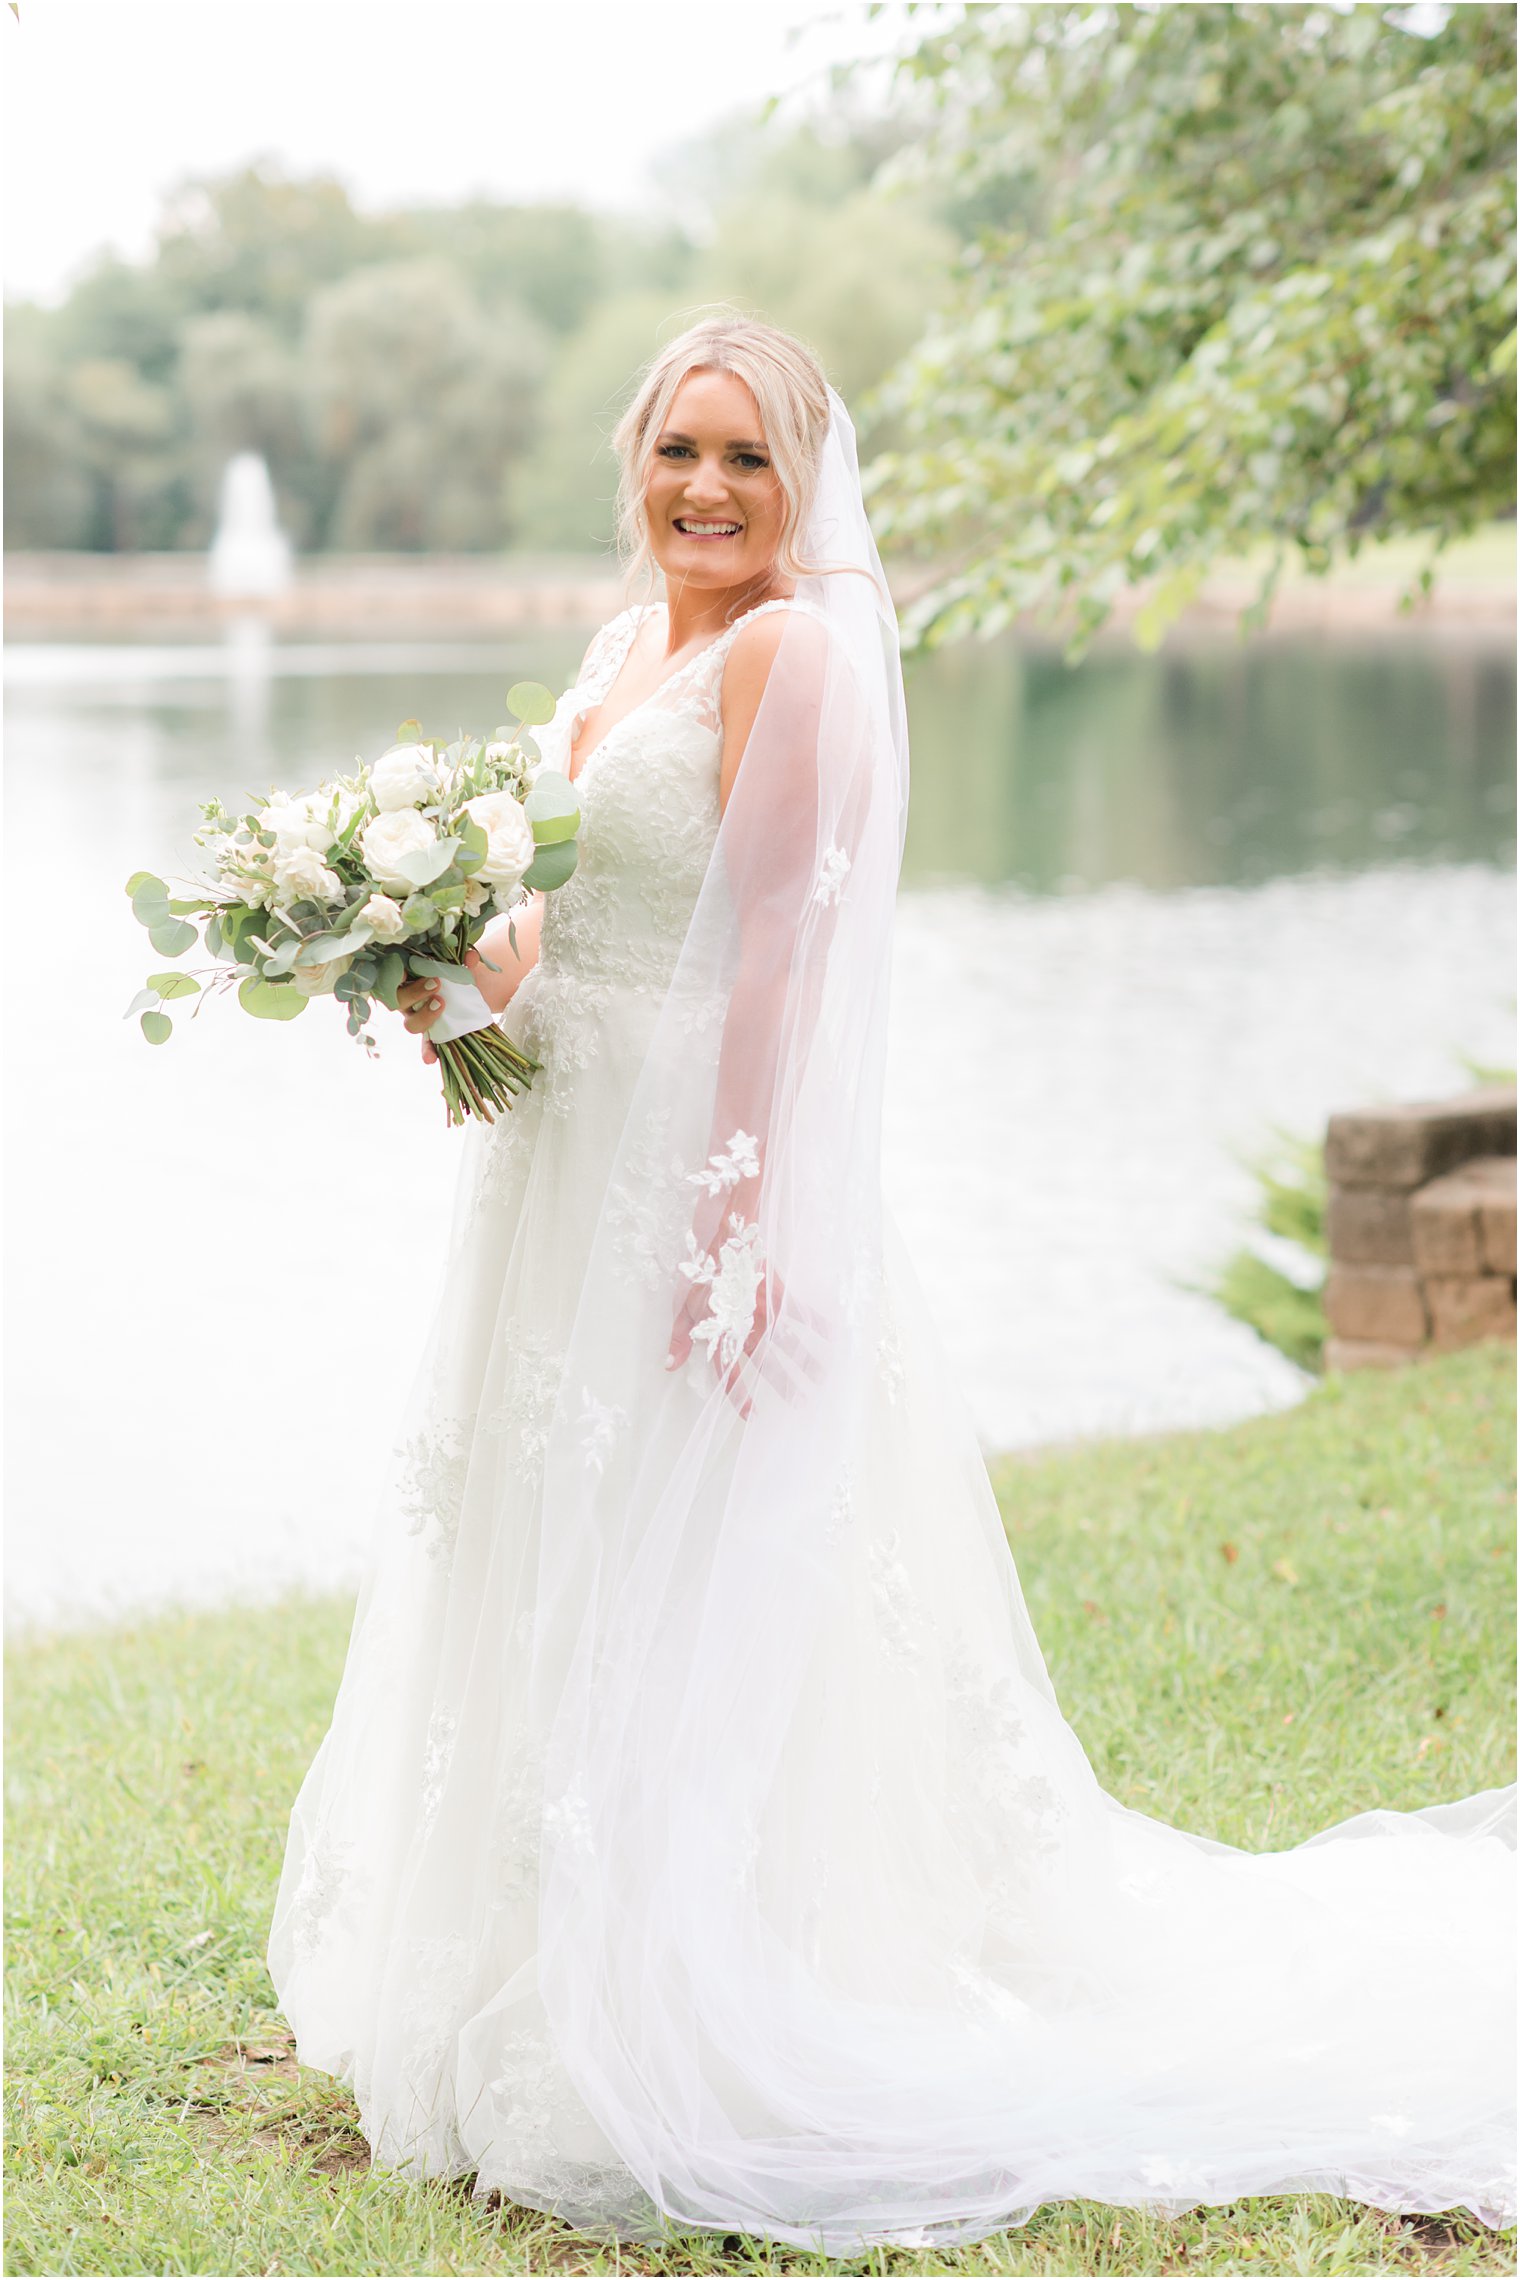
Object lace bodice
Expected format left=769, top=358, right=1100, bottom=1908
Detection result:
left=529, top=597, right=809, bottom=993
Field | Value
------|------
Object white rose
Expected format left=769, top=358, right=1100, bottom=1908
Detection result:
left=261, top=792, right=333, bottom=850
left=290, top=951, right=355, bottom=998
left=357, top=891, right=409, bottom=942
left=270, top=843, right=343, bottom=907
left=371, top=743, right=441, bottom=812
left=360, top=808, right=437, bottom=890
left=462, top=789, right=535, bottom=889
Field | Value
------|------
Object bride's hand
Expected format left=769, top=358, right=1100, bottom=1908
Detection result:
left=666, top=1257, right=782, bottom=1421
left=397, top=974, right=445, bottom=1065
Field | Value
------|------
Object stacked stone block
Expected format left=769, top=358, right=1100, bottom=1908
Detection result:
left=1323, top=1086, right=1517, bottom=1371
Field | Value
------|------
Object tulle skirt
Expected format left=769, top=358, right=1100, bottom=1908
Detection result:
left=268, top=975, right=1516, bottom=2251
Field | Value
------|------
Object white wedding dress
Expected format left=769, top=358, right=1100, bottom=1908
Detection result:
left=269, top=402, right=1514, bottom=2254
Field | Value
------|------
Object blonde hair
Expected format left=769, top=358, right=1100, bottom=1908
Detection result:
left=610, top=312, right=832, bottom=590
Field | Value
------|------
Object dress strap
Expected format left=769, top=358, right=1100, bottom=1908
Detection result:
left=576, top=601, right=657, bottom=701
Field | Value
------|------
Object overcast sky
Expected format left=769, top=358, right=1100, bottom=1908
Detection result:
left=2, top=0, right=920, bottom=306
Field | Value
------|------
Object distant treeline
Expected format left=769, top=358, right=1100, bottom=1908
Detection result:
left=4, top=113, right=965, bottom=557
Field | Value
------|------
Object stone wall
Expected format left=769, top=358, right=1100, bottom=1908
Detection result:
left=1323, top=1086, right=1517, bottom=1370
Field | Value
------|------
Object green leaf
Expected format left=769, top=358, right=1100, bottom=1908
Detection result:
left=140, top=1010, right=173, bottom=1045
left=206, top=916, right=225, bottom=959
left=297, top=925, right=371, bottom=964
left=524, top=768, right=580, bottom=846
left=407, top=954, right=475, bottom=986
left=125, top=869, right=165, bottom=899
left=124, top=987, right=159, bottom=1020
left=395, top=717, right=423, bottom=742
left=166, top=896, right=214, bottom=916
left=372, top=951, right=406, bottom=1010
left=389, top=836, right=460, bottom=889
left=132, top=883, right=171, bottom=927
left=401, top=892, right=439, bottom=930
left=147, top=917, right=198, bottom=957
left=522, top=839, right=579, bottom=893
left=455, top=815, right=489, bottom=874
left=146, top=972, right=201, bottom=999
left=507, top=679, right=558, bottom=727
left=237, top=976, right=308, bottom=1022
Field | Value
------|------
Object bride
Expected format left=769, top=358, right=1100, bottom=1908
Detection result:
left=268, top=314, right=1514, bottom=2252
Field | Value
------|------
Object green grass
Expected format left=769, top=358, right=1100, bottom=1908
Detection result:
left=6, top=1343, right=1515, bottom=2277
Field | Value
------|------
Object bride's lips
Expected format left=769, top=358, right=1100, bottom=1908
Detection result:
left=673, top=517, right=743, bottom=540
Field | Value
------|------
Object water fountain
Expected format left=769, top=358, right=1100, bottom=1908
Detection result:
left=208, top=451, right=293, bottom=599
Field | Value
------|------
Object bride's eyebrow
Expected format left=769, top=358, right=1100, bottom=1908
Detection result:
left=658, top=429, right=769, bottom=452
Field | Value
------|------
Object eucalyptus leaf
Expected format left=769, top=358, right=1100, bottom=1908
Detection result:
left=237, top=976, right=308, bottom=1021
left=522, top=839, right=579, bottom=893
left=507, top=679, right=558, bottom=727
left=123, top=987, right=159, bottom=1020
left=125, top=870, right=162, bottom=899
left=524, top=769, right=580, bottom=846
left=140, top=1010, right=173, bottom=1045
left=390, top=836, right=460, bottom=889
left=372, top=951, right=406, bottom=1010
left=298, top=924, right=372, bottom=964
left=407, top=954, right=475, bottom=987
left=132, top=884, right=171, bottom=926
left=148, top=917, right=198, bottom=957
left=146, top=972, right=201, bottom=999
left=455, top=815, right=489, bottom=874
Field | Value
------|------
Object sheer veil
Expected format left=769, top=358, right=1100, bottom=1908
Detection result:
left=432, top=388, right=1512, bottom=2247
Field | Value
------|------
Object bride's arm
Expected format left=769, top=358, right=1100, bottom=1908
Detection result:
left=668, top=610, right=841, bottom=1394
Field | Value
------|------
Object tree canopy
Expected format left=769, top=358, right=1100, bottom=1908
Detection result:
left=4, top=114, right=955, bottom=557
left=864, top=2, right=1516, bottom=656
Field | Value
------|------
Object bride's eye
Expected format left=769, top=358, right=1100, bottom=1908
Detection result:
left=734, top=452, right=769, bottom=470
left=656, top=443, right=693, bottom=460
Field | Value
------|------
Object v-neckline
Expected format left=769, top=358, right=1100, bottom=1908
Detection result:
left=565, top=597, right=781, bottom=787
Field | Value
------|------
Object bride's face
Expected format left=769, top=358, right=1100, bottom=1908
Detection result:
left=644, top=368, right=786, bottom=591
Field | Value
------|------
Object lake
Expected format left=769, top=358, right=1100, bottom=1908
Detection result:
left=4, top=621, right=1514, bottom=1634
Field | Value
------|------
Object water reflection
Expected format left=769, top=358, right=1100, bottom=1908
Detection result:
left=901, top=636, right=1515, bottom=891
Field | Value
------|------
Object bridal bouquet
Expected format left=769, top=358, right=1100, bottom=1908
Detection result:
left=124, top=681, right=579, bottom=1126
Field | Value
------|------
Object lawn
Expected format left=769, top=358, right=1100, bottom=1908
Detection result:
left=6, top=1341, right=1514, bottom=2278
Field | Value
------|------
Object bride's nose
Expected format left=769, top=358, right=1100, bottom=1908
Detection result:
left=683, top=457, right=732, bottom=509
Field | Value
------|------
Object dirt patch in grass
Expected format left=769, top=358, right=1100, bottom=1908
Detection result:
left=181, top=2019, right=373, bottom=2178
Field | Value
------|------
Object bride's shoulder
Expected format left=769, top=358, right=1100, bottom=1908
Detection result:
left=722, top=596, right=833, bottom=714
